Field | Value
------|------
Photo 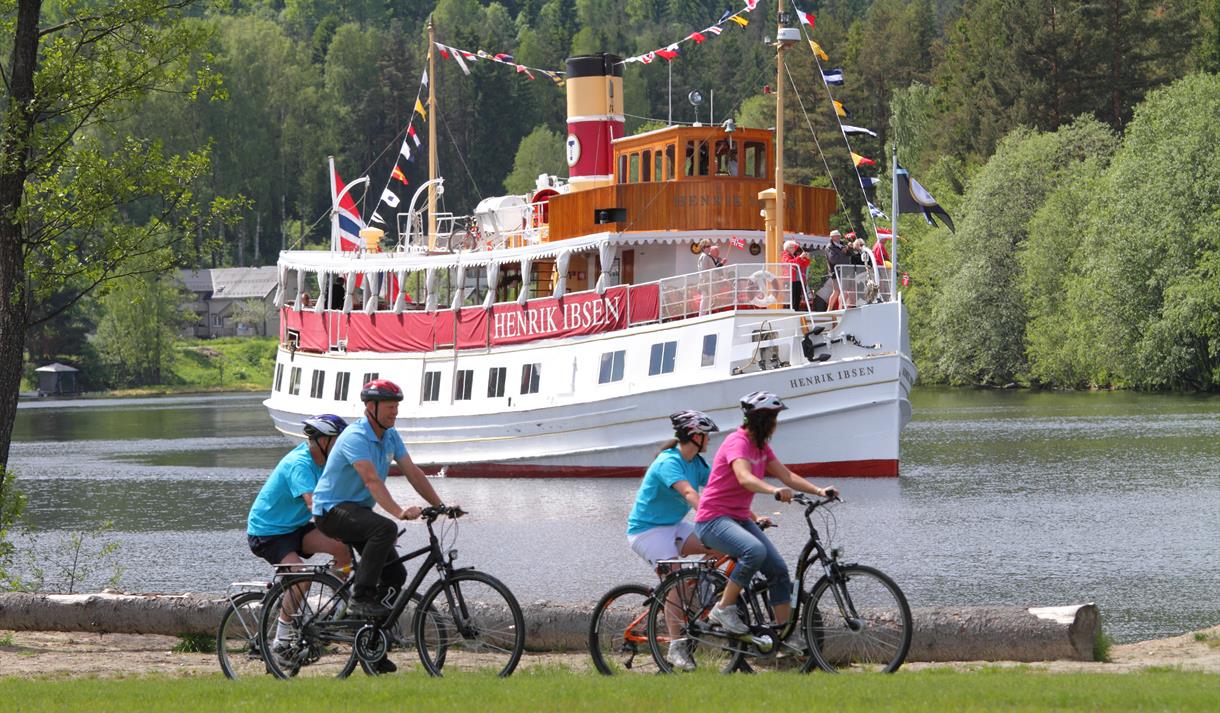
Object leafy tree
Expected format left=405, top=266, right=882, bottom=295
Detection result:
left=504, top=126, right=566, bottom=193
left=94, top=260, right=196, bottom=387
left=923, top=117, right=1118, bottom=385
left=0, top=1, right=233, bottom=494
left=1066, top=73, right=1220, bottom=389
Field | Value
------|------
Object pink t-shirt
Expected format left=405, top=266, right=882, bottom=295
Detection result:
left=695, top=428, right=777, bottom=522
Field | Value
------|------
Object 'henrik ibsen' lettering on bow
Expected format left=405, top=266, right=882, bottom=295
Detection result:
left=492, top=292, right=625, bottom=341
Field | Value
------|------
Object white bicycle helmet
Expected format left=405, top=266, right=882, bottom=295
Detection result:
left=670, top=410, right=719, bottom=440
left=740, top=391, right=788, bottom=414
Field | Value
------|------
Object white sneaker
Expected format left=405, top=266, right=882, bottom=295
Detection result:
left=667, top=639, right=696, bottom=672
left=708, top=605, right=749, bottom=635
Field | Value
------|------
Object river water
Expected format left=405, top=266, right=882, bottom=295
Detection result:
left=8, top=389, right=1219, bottom=643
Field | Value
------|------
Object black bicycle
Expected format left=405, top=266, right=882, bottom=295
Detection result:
left=645, top=494, right=912, bottom=673
left=258, top=505, right=525, bottom=679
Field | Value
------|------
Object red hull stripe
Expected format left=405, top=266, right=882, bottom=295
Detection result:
left=409, top=459, right=899, bottom=479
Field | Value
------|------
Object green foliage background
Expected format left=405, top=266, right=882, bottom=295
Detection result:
left=15, top=0, right=1220, bottom=391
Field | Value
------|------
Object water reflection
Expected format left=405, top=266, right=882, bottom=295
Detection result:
left=9, top=389, right=1220, bottom=642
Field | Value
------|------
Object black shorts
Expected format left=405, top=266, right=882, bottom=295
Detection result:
left=248, top=522, right=316, bottom=565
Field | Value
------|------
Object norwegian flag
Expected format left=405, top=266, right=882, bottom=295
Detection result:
left=729, top=236, right=746, bottom=249
left=332, top=169, right=363, bottom=251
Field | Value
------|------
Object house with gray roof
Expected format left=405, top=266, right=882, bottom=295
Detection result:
left=177, top=266, right=280, bottom=338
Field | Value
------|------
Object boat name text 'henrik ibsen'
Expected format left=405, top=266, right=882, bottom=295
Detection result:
left=492, top=295, right=624, bottom=340
left=789, top=364, right=877, bottom=390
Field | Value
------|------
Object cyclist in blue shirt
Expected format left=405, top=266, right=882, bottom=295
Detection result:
left=626, top=410, right=721, bottom=671
left=248, top=414, right=353, bottom=655
left=312, top=379, right=446, bottom=621
left=247, top=414, right=351, bottom=570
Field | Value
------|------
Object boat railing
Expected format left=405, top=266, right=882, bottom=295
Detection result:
left=630, top=263, right=798, bottom=326
left=834, top=263, right=892, bottom=308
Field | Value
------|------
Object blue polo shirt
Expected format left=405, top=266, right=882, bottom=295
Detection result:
left=626, top=448, right=710, bottom=535
left=247, top=442, right=321, bottom=536
left=312, top=417, right=408, bottom=515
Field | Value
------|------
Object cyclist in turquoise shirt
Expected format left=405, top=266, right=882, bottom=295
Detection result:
left=312, top=380, right=446, bottom=626
left=625, top=410, right=721, bottom=671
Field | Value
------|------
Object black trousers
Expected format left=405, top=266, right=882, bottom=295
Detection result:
left=316, top=502, right=406, bottom=602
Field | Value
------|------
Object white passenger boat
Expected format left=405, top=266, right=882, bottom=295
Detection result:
left=264, top=35, right=916, bottom=478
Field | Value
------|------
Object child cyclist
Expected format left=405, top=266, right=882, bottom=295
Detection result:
left=695, top=392, right=838, bottom=639
left=626, top=410, right=721, bottom=671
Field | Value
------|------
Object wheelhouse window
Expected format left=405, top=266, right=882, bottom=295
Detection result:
left=520, top=363, right=541, bottom=394
left=701, top=334, right=718, bottom=367
left=422, top=371, right=441, bottom=402
left=617, top=155, right=627, bottom=183
left=487, top=367, right=507, bottom=397
left=715, top=139, right=737, bottom=176
left=648, top=341, right=677, bottom=376
left=641, top=149, right=652, bottom=182
left=333, top=371, right=351, bottom=401
left=653, top=150, right=664, bottom=183
left=288, top=367, right=302, bottom=396
left=454, top=369, right=474, bottom=401
left=744, top=141, right=767, bottom=178
left=274, top=364, right=284, bottom=392
left=628, top=152, right=640, bottom=183
left=598, top=350, right=626, bottom=384
left=665, top=144, right=676, bottom=180
left=310, top=369, right=326, bottom=399
left=684, top=140, right=709, bottom=176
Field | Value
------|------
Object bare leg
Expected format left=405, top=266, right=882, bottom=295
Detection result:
left=302, top=528, right=351, bottom=570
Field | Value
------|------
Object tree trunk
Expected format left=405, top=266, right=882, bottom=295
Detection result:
left=0, top=0, right=43, bottom=477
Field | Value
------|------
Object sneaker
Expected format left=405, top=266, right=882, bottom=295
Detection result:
left=708, top=605, right=749, bottom=635
left=667, top=639, right=696, bottom=672
left=347, top=598, right=392, bottom=620
left=372, top=656, right=398, bottom=674
left=780, top=630, right=810, bottom=656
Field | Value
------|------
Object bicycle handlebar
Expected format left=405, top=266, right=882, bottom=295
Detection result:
left=420, top=504, right=466, bottom=522
left=776, top=492, right=843, bottom=507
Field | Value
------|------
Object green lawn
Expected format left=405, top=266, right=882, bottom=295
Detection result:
left=1, top=669, right=1216, bottom=712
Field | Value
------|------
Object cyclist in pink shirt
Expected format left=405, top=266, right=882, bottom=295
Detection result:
left=694, top=391, right=837, bottom=637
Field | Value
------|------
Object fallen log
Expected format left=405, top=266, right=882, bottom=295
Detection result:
left=0, top=592, right=1100, bottom=662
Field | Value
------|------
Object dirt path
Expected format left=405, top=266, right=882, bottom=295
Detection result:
left=2, top=626, right=1218, bottom=679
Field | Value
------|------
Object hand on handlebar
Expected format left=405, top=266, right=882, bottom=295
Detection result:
left=821, top=486, right=840, bottom=501
left=772, top=487, right=794, bottom=503
left=754, top=515, right=776, bottom=529
left=399, top=505, right=422, bottom=520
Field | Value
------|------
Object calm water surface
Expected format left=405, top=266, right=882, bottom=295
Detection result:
left=9, top=389, right=1219, bottom=642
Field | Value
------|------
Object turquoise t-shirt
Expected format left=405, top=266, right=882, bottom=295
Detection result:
left=312, top=417, right=408, bottom=516
left=247, top=442, right=321, bottom=536
left=626, top=448, right=710, bottom=536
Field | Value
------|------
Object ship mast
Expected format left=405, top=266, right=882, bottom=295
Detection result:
left=770, top=14, right=800, bottom=267
left=427, top=18, right=439, bottom=249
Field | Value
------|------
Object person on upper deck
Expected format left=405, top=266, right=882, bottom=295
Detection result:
left=626, top=410, right=722, bottom=671
left=311, top=380, right=448, bottom=623
left=695, top=392, right=838, bottom=640
left=782, top=239, right=811, bottom=310
left=825, top=230, right=849, bottom=310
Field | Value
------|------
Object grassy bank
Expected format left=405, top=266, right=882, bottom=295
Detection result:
left=168, top=337, right=277, bottom=391
left=0, top=669, right=1216, bottom=712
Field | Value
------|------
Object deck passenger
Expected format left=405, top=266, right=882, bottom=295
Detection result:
left=626, top=410, right=721, bottom=671
left=781, top=239, right=811, bottom=310
left=695, top=392, right=837, bottom=641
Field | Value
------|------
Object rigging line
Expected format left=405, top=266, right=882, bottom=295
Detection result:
left=783, top=61, right=854, bottom=234
left=439, top=112, right=482, bottom=201
left=366, top=77, right=429, bottom=222
left=790, top=1, right=881, bottom=239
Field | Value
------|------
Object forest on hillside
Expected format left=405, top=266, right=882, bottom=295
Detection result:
left=9, top=0, right=1220, bottom=390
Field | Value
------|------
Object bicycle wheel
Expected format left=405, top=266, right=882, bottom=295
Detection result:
left=801, top=564, right=912, bottom=673
left=216, top=590, right=270, bottom=679
left=259, top=572, right=360, bottom=679
left=414, top=570, right=525, bottom=677
left=645, top=568, right=746, bottom=674
left=588, top=583, right=660, bottom=675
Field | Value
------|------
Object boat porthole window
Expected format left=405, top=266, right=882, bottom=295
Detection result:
left=648, top=341, right=677, bottom=376
left=288, top=367, right=302, bottom=396
left=422, top=371, right=441, bottom=402
left=333, top=372, right=351, bottom=401
left=701, top=334, right=717, bottom=367
left=598, top=350, right=626, bottom=384
left=455, top=369, right=474, bottom=401
left=520, top=363, right=541, bottom=394
left=487, top=367, right=507, bottom=398
left=274, top=364, right=284, bottom=392
left=310, top=370, right=326, bottom=399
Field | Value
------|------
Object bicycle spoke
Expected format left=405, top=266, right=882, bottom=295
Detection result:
left=804, top=566, right=912, bottom=673
left=260, top=573, right=359, bottom=679
left=589, top=584, right=658, bottom=675
left=217, top=591, right=270, bottom=679
left=415, top=571, right=525, bottom=677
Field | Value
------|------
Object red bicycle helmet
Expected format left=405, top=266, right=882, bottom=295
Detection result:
left=360, top=379, right=404, bottom=402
